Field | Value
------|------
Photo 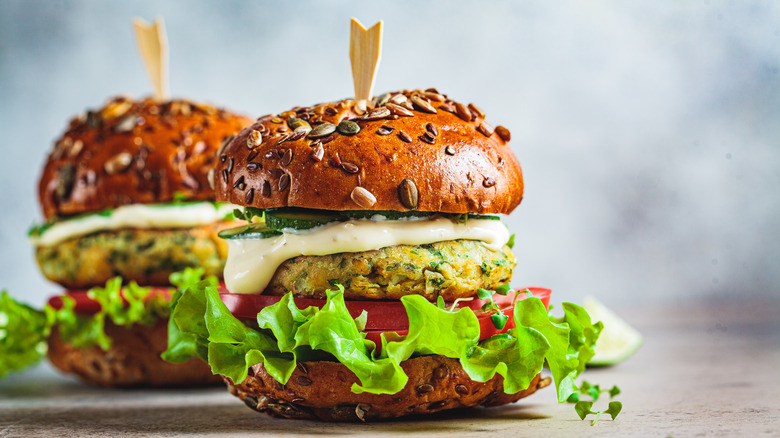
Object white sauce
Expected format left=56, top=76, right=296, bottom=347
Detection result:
left=31, top=203, right=236, bottom=247
left=224, top=217, right=510, bottom=294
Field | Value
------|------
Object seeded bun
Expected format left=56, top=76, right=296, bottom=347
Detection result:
left=224, top=355, right=550, bottom=421
left=47, top=319, right=221, bottom=387
left=39, top=96, right=253, bottom=220
left=215, top=89, right=523, bottom=214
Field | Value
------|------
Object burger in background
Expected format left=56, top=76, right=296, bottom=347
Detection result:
left=0, top=96, right=252, bottom=386
left=164, top=89, right=602, bottom=420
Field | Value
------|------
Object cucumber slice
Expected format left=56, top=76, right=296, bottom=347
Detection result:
left=584, top=297, right=643, bottom=366
left=260, top=207, right=501, bottom=231
left=265, top=209, right=342, bottom=230
left=218, top=223, right=282, bottom=240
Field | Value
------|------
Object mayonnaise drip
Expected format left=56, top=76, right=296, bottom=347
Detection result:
left=224, top=217, right=510, bottom=294
left=31, top=203, right=236, bottom=247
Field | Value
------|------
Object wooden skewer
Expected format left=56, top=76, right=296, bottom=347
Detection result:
left=133, top=17, right=169, bottom=100
left=349, top=18, right=383, bottom=106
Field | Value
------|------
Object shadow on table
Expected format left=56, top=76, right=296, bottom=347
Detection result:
left=0, top=401, right=551, bottom=435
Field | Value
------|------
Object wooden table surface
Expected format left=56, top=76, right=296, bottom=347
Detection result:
left=1, top=298, right=778, bottom=437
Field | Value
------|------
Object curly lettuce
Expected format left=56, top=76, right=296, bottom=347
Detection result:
left=0, top=267, right=211, bottom=378
left=165, top=283, right=602, bottom=402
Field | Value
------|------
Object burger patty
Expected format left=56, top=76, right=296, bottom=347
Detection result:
left=35, top=223, right=229, bottom=288
left=265, top=240, right=515, bottom=301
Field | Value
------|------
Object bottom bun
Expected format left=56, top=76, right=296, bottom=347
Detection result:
left=225, top=355, right=552, bottom=421
left=47, top=319, right=222, bottom=387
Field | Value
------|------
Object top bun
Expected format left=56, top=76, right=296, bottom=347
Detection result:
left=39, top=96, right=253, bottom=220
left=215, top=89, right=523, bottom=214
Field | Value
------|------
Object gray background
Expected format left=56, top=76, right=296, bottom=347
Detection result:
left=1, top=0, right=778, bottom=307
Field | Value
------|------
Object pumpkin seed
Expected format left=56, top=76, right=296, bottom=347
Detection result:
left=398, top=178, right=418, bottom=209
left=337, top=120, right=360, bottom=136
left=308, top=122, right=337, bottom=138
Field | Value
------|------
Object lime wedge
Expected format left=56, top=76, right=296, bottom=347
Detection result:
left=584, top=296, right=642, bottom=366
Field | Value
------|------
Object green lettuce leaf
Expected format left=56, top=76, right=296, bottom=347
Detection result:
left=162, top=268, right=219, bottom=363
left=0, top=291, right=51, bottom=377
left=164, top=283, right=601, bottom=401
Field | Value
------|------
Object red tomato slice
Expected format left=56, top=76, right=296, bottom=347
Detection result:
left=46, top=287, right=174, bottom=315
left=221, top=287, right=551, bottom=343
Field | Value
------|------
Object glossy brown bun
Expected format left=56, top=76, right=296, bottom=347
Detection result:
left=39, top=96, right=253, bottom=220
left=224, top=355, right=551, bottom=421
left=215, top=89, right=523, bottom=214
left=47, top=319, right=221, bottom=387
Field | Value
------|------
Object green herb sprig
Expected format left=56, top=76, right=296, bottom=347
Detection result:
left=567, top=379, right=623, bottom=425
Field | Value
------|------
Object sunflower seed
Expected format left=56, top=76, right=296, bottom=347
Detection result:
left=296, top=362, right=308, bottom=374
left=102, top=99, right=133, bottom=119
left=233, top=175, right=246, bottom=190
left=262, top=180, right=271, bottom=197
left=295, top=376, right=312, bottom=386
left=433, top=365, right=449, bottom=380
left=419, top=133, right=435, bottom=145
left=397, top=131, right=412, bottom=143
left=341, top=162, right=359, bottom=174
left=282, top=149, right=293, bottom=166
left=68, top=139, right=84, bottom=158
left=355, top=404, right=369, bottom=422
left=207, top=168, right=216, bottom=190
left=411, top=95, right=437, bottom=114
left=245, top=187, right=254, bottom=203
left=445, top=145, right=456, bottom=155
left=398, top=178, right=418, bottom=209
left=247, top=149, right=260, bottom=162
left=309, top=139, right=321, bottom=148
left=337, top=120, right=360, bottom=136
left=113, top=114, right=137, bottom=133
left=426, top=123, right=438, bottom=137
left=439, top=103, right=454, bottom=113
left=428, top=401, right=446, bottom=411
left=376, top=125, right=394, bottom=136
left=363, top=107, right=391, bottom=121
left=455, top=384, right=469, bottom=395
left=331, top=153, right=342, bottom=167
left=354, top=100, right=367, bottom=115
left=423, top=91, right=445, bottom=102
left=468, top=103, right=485, bottom=119
left=227, top=157, right=235, bottom=174
left=324, top=106, right=338, bottom=116
left=311, top=144, right=324, bottom=161
left=390, top=94, right=408, bottom=104
left=55, top=163, right=76, bottom=200
left=104, top=152, right=133, bottom=174
left=477, top=121, right=495, bottom=137
left=495, top=125, right=511, bottom=142
left=385, top=102, right=414, bottom=117
left=350, top=187, right=376, bottom=208
left=221, top=169, right=229, bottom=184
left=483, top=176, right=496, bottom=188
left=320, top=134, right=335, bottom=144
left=279, top=173, right=291, bottom=191
left=417, top=384, right=434, bottom=394
left=309, top=122, right=337, bottom=139
left=247, top=130, right=263, bottom=148
left=243, top=396, right=259, bottom=410
left=246, top=162, right=262, bottom=172
left=455, top=103, right=472, bottom=122
left=276, top=133, right=291, bottom=146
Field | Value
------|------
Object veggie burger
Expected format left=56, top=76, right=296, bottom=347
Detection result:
left=164, top=89, right=602, bottom=419
left=27, top=96, right=252, bottom=386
